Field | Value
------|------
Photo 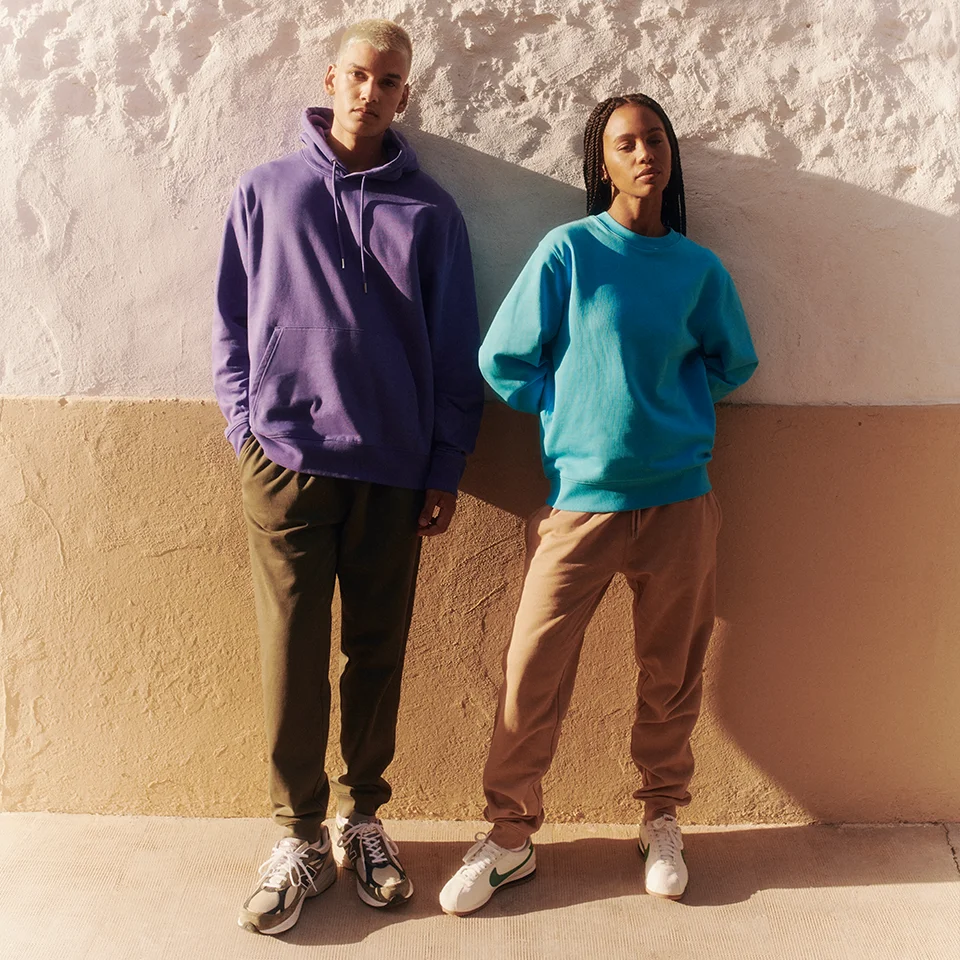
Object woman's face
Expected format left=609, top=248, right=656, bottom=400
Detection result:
left=601, top=103, right=672, bottom=203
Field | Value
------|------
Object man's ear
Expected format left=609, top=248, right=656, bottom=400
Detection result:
left=396, top=82, right=410, bottom=114
left=323, top=63, right=337, bottom=96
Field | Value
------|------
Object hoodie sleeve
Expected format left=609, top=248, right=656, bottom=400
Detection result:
left=696, top=263, right=758, bottom=403
left=212, top=184, right=253, bottom=456
left=478, top=237, right=567, bottom=414
left=424, top=212, right=485, bottom=494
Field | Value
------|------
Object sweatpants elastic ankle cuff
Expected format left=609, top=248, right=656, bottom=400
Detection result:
left=489, top=824, right=530, bottom=850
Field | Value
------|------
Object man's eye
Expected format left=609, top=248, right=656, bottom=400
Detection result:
left=383, top=80, right=396, bottom=88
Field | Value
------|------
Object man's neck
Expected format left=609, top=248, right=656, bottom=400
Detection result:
left=326, top=119, right=387, bottom=173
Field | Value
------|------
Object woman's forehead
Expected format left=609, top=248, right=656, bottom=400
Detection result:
left=604, top=103, right=663, bottom=137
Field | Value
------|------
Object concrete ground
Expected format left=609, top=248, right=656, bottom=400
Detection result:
left=0, top=815, right=957, bottom=960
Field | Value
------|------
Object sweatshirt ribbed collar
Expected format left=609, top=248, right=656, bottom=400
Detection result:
left=595, top=212, right=683, bottom=252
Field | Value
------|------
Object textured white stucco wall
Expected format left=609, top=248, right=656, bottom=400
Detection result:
left=1, top=0, right=958, bottom=402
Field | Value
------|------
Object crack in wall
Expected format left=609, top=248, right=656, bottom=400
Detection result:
left=944, top=822, right=960, bottom=879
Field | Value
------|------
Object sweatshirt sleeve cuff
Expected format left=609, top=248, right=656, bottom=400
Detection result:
left=225, top=421, right=252, bottom=457
left=425, top=446, right=467, bottom=494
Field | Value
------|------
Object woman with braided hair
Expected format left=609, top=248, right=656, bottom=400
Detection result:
left=440, top=95, right=758, bottom=915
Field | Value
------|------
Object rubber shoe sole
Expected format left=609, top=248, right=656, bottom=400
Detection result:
left=356, top=875, right=414, bottom=909
left=238, top=857, right=337, bottom=935
left=442, top=862, right=537, bottom=917
left=332, top=821, right=413, bottom=909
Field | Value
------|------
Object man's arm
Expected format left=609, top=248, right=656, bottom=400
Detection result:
left=420, top=213, right=485, bottom=536
left=212, top=185, right=253, bottom=455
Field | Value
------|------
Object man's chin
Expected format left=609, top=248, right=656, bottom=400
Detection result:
left=335, top=113, right=391, bottom=138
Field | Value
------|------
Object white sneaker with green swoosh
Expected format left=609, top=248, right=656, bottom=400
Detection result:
left=439, top=832, right=536, bottom=916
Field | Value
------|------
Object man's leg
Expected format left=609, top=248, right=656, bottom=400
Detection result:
left=330, top=481, right=423, bottom=816
left=329, top=481, right=422, bottom=908
left=241, top=439, right=346, bottom=842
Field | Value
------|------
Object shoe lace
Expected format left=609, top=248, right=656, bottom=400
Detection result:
left=338, top=821, right=398, bottom=869
left=647, top=815, right=681, bottom=864
left=257, top=839, right=318, bottom=890
left=458, top=831, right=503, bottom=883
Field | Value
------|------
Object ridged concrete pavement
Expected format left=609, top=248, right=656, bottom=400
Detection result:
left=0, top=815, right=957, bottom=959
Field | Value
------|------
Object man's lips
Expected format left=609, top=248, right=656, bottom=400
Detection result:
left=354, top=107, right=379, bottom=119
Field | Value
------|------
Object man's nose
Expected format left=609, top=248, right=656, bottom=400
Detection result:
left=360, top=79, right=378, bottom=102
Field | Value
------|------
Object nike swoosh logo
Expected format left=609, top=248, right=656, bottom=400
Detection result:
left=489, top=845, right=534, bottom=887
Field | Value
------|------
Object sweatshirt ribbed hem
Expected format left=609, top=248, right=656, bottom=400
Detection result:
left=546, top=465, right=711, bottom=512
left=256, top=434, right=429, bottom=491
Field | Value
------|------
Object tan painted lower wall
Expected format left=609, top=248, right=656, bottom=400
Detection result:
left=1, top=399, right=958, bottom=824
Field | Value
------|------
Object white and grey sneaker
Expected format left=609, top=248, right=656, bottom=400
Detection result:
left=238, top=827, right=336, bottom=935
left=439, top=832, right=536, bottom=916
left=334, top=815, right=413, bottom=908
left=638, top=814, right=688, bottom=899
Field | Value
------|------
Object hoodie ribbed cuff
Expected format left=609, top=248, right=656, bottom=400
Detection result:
left=226, top=421, right=251, bottom=457
left=425, top=447, right=466, bottom=495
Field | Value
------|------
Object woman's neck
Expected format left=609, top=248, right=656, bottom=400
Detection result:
left=606, top=195, right=668, bottom=238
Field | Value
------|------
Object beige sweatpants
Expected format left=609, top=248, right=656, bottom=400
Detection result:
left=483, top=493, right=721, bottom=848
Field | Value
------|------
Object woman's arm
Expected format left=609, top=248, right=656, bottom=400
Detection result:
left=479, top=239, right=568, bottom=413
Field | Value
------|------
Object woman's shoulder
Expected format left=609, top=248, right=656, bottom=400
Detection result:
left=673, top=233, right=729, bottom=274
left=534, top=216, right=605, bottom=259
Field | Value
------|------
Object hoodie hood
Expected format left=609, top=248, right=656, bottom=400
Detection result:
left=299, top=107, right=420, bottom=293
left=299, top=106, right=419, bottom=180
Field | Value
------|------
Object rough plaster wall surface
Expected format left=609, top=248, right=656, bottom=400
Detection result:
left=2, top=399, right=959, bottom=823
left=1, top=1, right=958, bottom=402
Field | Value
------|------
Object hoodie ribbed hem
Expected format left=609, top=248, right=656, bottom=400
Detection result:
left=546, top=465, right=711, bottom=512
left=256, top=434, right=429, bottom=491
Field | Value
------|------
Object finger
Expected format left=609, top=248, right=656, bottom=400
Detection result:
left=418, top=490, right=441, bottom=528
left=420, top=495, right=456, bottom=536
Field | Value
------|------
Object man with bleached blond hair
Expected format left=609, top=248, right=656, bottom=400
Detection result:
left=213, top=18, right=483, bottom=933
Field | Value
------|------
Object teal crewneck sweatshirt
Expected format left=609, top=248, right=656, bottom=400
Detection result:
left=479, top=213, right=758, bottom=512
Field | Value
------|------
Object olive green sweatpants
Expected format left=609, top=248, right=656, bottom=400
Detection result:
left=240, top=438, right=422, bottom=842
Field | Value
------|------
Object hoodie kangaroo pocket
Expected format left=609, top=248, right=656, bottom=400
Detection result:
left=250, top=326, right=424, bottom=450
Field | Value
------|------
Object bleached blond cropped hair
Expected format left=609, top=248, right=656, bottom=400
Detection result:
left=338, top=19, right=413, bottom=67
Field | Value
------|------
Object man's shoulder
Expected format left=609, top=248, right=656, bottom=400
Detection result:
left=235, top=151, right=306, bottom=194
left=392, top=167, right=462, bottom=219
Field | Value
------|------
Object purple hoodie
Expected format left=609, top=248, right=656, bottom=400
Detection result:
left=212, top=107, right=484, bottom=493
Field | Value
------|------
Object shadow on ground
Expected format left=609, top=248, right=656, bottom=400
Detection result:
left=280, top=825, right=955, bottom=945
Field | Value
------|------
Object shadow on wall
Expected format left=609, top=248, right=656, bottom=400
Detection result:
left=412, top=135, right=960, bottom=822
left=408, top=130, right=585, bottom=333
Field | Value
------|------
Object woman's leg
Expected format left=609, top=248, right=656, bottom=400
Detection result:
left=482, top=507, right=623, bottom=848
left=624, top=493, right=720, bottom=821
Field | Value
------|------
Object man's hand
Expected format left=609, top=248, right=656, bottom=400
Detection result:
left=418, top=489, right=457, bottom=537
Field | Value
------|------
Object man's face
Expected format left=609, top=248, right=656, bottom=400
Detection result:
left=324, top=41, right=410, bottom=140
